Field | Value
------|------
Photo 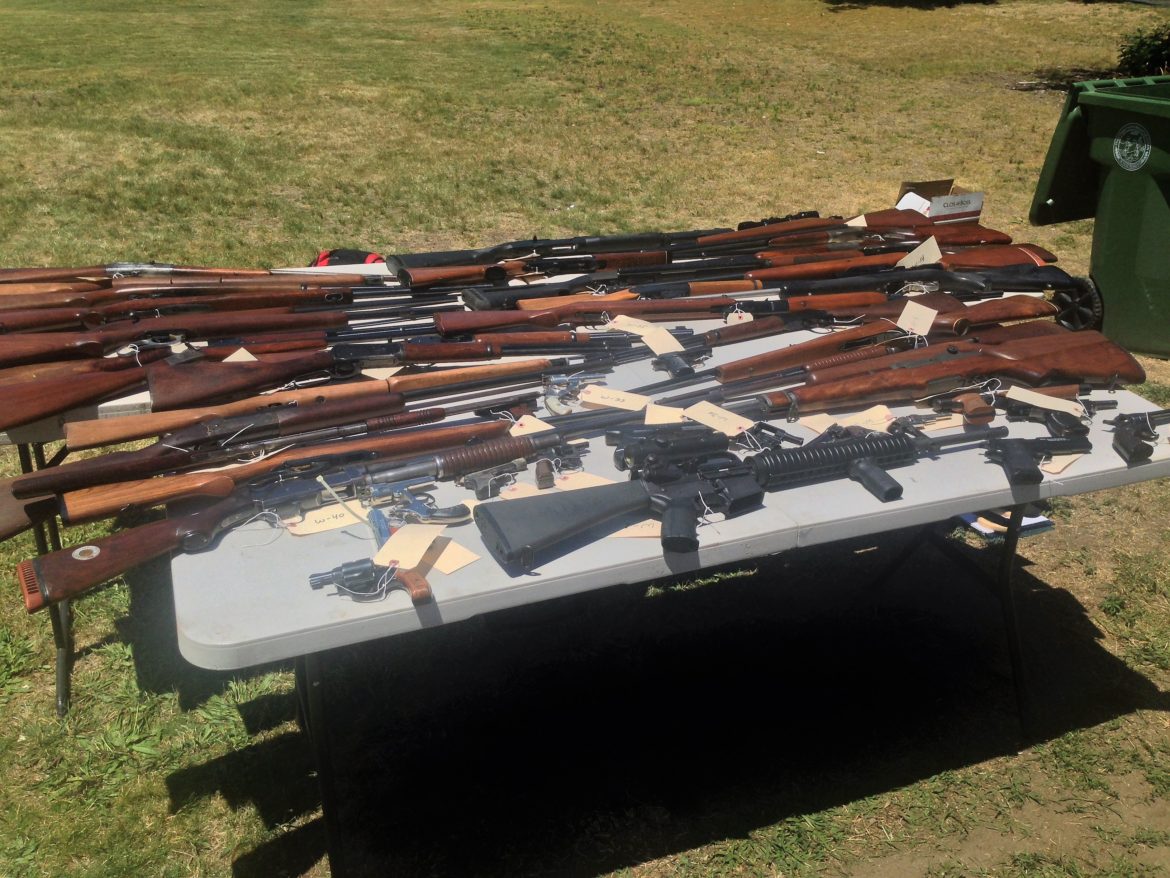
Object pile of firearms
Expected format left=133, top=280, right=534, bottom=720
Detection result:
left=2, top=206, right=1161, bottom=608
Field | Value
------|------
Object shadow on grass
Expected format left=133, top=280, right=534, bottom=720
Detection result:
left=159, top=526, right=1168, bottom=877
left=1012, top=66, right=1120, bottom=92
left=115, top=554, right=292, bottom=709
left=823, top=0, right=996, bottom=12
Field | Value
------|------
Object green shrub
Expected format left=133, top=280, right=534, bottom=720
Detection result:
left=1118, top=24, right=1170, bottom=77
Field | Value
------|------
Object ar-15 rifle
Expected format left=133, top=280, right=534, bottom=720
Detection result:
left=474, top=423, right=1042, bottom=571
left=473, top=421, right=1098, bottom=572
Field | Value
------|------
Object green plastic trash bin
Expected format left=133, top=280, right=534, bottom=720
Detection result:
left=1031, top=75, right=1170, bottom=355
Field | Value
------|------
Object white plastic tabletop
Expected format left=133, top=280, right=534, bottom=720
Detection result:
left=167, top=315, right=1170, bottom=669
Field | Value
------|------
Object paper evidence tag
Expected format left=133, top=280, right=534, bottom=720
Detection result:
left=895, top=300, right=938, bottom=336
left=373, top=523, right=447, bottom=569
left=612, top=520, right=661, bottom=538
left=578, top=384, right=650, bottom=411
left=724, top=310, right=754, bottom=324
left=895, top=236, right=942, bottom=269
left=1004, top=385, right=1086, bottom=418
left=607, top=314, right=655, bottom=332
left=800, top=405, right=895, bottom=435
left=222, top=347, right=258, bottom=363
left=683, top=401, right=756, bottom=437
left=607, top=315, right=686, bottom=354
left=284, top=503, right=369, bottom=536
left=645, top=403, right=689, bottom=425
left=433, top=541, right=479, bottom=575
left=1040, top=454, right=1083, bottom=475
left=499, top=482, right=543, bottom=499
left=363, top=367, right=404, bottom=380
left=509, top=414, right=556, bottom=436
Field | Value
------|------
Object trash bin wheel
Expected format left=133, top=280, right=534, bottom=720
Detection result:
left=1053, top=276, right=1104, bottom=331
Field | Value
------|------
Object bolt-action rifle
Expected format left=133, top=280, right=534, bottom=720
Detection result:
left=14, top=430, right=581, bottom=613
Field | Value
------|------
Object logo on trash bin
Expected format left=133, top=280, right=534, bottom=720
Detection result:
left=1113, top=122, right=1152, bottom=172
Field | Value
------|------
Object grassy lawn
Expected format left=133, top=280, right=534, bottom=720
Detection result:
left=2, top=0, right=1170, bottom=876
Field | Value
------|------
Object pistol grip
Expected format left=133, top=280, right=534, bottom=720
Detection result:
left=659, top=501, right=699, bottom=553
left=394, top=569, right=433, bottom=604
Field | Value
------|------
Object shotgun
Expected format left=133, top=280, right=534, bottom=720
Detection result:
left=10, top=392, right=539, bottom=499
left=57, top=417, right=518, bottom=524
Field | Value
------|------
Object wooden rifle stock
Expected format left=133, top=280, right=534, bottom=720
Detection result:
left=17, top=497, right=247, bottom=612
left=60, top=418, right=513, bottom=524
left=512, top=291, right=640, bottom=311
left=0, top=368, right=150, bottom=433
left=0, top=348, right=170, bottom=387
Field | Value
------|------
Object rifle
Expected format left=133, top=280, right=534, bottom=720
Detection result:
left=635, top=313, right=1066, bottom=401
left=0, top=308, right=356, bottom=368
left=10, top=392, right=537, bottom=499
left=737, top=244, right=1056, bottom=284
left=0, top=277, right=373, bottom=311
left=0, top=287, right=361, bottom=332
left=701, top=295, right=1061, bottom=388
left=751, top=330, right=1144, bottom=420
left=430, top=291, right=886, bottom=337
left=460, top=263, right=1078, bottom=310
left=0, top=347, right=172, bottom=387
left=16, top=429, right=585, bottom=612
left=473, top=424, right=1036, bottom=571
left=51, top=379, right=761, bottom=526
left=382, top=224, right=742, bottom=272
left=57, top=356, right=589, bottom=448
left=757, top=222, right=1013, bottom=252
left=56, top=416, right=519, bottom=525
left=396, top=228, right=1017, bottom=290
left=0, top=262, right=315, bottom=286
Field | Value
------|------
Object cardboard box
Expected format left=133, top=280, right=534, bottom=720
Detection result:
left=895, top=179, right=984, bottom=223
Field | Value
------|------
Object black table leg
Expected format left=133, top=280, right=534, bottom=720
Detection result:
left=19, top=442, right=73, bottom=716
left=296, top=652, right=347, bottom=876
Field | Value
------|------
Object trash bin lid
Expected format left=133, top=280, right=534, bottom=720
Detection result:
left=1030, top=75, right=1170, bottom=225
